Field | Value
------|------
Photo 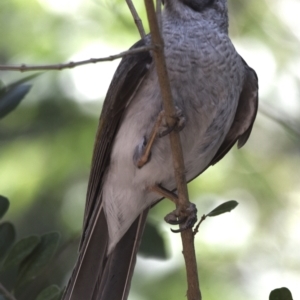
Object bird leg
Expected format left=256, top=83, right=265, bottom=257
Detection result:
left=134, top=111, right=165, bottom=168
left=134, top=107, right=185, bottom=168
left=149, top=184, right=197, bottom=233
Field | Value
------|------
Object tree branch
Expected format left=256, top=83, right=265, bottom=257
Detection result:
left=144, top=1, right=201, bottom=300
left=126, top=0, right=146, bottom=38
left=0, top=2, right=148, bottom=73
left=0, top=46, right=153, bottom=72
left=156, top=0, right=162, bottom=29
left=0, top=283, right=17, bottom=300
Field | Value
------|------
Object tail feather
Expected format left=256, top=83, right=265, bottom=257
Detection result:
left=96, top=209, right=148, bottom=300
left=63, top=208, right=149, bottom=300
left=63, top=207, right=108, bottom=300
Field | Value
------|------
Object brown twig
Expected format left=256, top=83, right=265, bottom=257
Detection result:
left=193, top=215, right=207, bottom=236
left=156, top=0, right=162, bottom=30
left=126, top=0, right=146, bottom=38
left=144, top=1, right=201, bottom=300
left=0, top=283, right=17, bottom=300
left=0, top=46, right=153, bottom=72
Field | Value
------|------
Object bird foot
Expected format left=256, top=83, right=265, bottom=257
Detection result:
left=149, top=184, right=197, bottom=233
left=133, top=107, right=185, bottom=168
left=158, top=106, right=186, bottom=137
left=164, top=203, right=197, bottom=233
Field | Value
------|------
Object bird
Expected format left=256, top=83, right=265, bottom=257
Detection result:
left=63, top=0, right=258, bottom=299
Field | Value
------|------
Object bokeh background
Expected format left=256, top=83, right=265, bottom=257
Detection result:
left=1, top=0, right=300, bottom=299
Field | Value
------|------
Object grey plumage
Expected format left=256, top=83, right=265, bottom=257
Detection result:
left=63, top=0, right=258, bottom=299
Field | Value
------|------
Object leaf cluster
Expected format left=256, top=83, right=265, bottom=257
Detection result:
left=0, top=196, right=62, bottom=300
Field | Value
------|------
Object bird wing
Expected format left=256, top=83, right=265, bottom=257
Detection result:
left=63, top=38, right=153, bottom=300
left=209, top=58, right=258, bottom=166
left=83, top=39, right=153, bottom=236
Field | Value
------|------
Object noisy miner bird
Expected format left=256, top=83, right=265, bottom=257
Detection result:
left=63, top=0, right=258, bottom=299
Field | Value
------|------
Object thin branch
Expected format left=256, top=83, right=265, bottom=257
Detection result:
left=0, top=2, right=147, bottom=73
left=0, top=46, right=153, bottom=72
left=193, top=215, right=206, bottom=236
left=126, top=0, right=146, bottom=38
left=144, top=1, right=201, bottom=300
left=156, top=0, right=162, bottom=30
left=0, top=283, right=17, bottom=300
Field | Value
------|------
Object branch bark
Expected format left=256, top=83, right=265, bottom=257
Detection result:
left=144, top=1, right=201, bottom=300
left=0, top=46, right=152, bottom=72
left=0, top=1, right=147, bottom=73
left=0, top=283, right=17, bottom=300
left=156, top=0, right=162, bottom=29
left=126, top=0, right=146, bottom=38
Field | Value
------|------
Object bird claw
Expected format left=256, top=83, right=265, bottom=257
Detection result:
left=164, top=210, right=186, bottom=225
left=164, top=203, right=197, bottom=233
left=133, top=107, right=186, bottom=168
left=159, top=106, right=186, bottom=137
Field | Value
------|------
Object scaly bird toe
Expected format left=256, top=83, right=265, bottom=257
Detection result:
left=167, top=203, right=198, bottom=233
left=150, top=184, right=197, bottom=232
left=158, top=106, right=186, bottom=137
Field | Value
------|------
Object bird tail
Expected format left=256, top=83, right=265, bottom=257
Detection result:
left=63, top=208, right=149, bottom=300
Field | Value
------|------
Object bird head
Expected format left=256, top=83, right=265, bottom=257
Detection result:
left=164, top=0, right=228, bottom=33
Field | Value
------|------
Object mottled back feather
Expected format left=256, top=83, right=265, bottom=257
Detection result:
left=210, top=59, right=258, bottom=165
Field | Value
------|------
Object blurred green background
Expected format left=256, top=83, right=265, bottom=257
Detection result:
left=1, top=0, right=300, bottom=299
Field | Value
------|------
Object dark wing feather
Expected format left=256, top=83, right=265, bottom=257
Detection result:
left=82, top=38, right=152, bottom=242
left=96, top=209, right=149, bottom=300
left=63, top=39, right=152, bottom=300
left=210, top=58, right=258, bottom=166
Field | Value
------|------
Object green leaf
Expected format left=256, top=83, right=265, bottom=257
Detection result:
left=2, top=235, right=40, bottom=271
left=0, top=73, right=41, bottom=119
left=269, top=287, right=293, bottom=300
left=0, top=196, right=9, bottom=219
left=0, top=73, right=41, bottom=96
left=16, top=232, right=60, bottom=287
left=139, top=221, right=167, bottom=259
left=206, top=200, right=239, bottom=217
left=36, top=285, right=61, bottom=300
left=0, top=84, right=32, bottom=119
left=0, top=222, right=16, bottom=261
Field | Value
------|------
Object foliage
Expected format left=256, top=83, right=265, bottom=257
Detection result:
left=205, top=200, right=239, bottom=217
left=0, top=74, right=42, bottom=120
left=0, top=196, right=61, bottom=300
left=269, top=288, right=293, bottom=300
